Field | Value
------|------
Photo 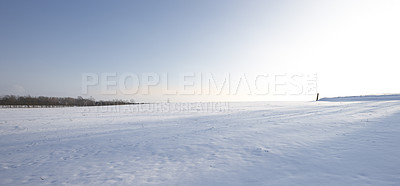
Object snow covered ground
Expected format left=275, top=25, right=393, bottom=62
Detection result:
left=1, top=98, right=400, bottom=185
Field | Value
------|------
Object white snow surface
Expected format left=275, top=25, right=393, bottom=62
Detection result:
left=1, top=100, right=400, bottom=185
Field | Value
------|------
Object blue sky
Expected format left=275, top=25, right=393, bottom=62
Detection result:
left=1, top=0, right=399, bottom=101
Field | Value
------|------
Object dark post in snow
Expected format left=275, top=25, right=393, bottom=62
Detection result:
left=316, top=93, right=319, bottom=101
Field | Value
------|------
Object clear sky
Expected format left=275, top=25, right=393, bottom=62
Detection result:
left=1, top=0, right=399, bottom=102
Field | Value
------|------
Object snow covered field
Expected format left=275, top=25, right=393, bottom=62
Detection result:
left=1, top=99, right=400, bottom=185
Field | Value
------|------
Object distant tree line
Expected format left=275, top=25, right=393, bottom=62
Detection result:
left=0, top=95, right=137, bottom=108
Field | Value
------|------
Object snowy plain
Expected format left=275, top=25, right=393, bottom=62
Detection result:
left=1, top=98, right=400, bottom=185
